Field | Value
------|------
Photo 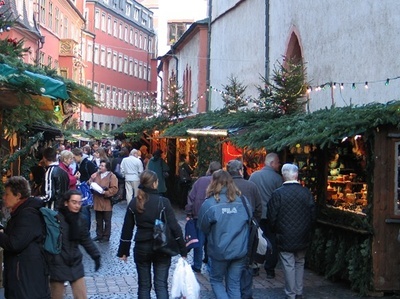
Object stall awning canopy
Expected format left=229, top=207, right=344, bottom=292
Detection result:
left=187, top=127, right=228, bottom=136
left=0, top=63, right=68, bottom=100
left=231, top=101, right=400, bottom=151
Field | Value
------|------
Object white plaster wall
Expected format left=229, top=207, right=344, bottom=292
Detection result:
left=269, top=0, right=400, bottom=112
left=157, top=0, right=208, bottom=56
left=174, top=33, right=202, bottom=114
left=209, top=0, right=265, bottom=110
left=211, top=0, right=239, bottom=19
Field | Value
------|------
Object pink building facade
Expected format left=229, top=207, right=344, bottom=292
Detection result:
left=1, top=0, right=157, bottom=130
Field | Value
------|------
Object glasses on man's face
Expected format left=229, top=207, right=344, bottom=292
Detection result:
left=70, top=200, right=83, bottom=205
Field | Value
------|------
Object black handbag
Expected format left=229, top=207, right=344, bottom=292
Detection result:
left=106, top=195, right=120, bottom=206
left=240, top=195, right=271, bottom=264
left=153, top=198, right=180, bottom=256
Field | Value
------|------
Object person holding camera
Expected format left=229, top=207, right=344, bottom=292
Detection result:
left=89, top=159, right=118, bottom=242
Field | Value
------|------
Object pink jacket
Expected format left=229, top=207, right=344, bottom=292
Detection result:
left=59, top=162, right=77, bottom=190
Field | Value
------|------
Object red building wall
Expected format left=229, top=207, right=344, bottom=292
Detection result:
left=81, top=1, right=157, bottom=130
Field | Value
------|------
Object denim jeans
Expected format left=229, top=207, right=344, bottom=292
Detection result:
left=134, top=241, right=171, bottom=299
left=240, top=261, right=253, bottom=299
left=81, top=205, right=91, bottom=232
left=209, top=256, right=246, bottom=299
left=193, top=219, right=205, bottom=270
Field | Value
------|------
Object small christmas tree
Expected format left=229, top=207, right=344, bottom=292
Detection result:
left=254, top=58, right=308, bottom=115
left=0, top=9, right=31, bottom=58
left=221, top=75, right=248, bottom=112
left=161, top=81, right=191, bottom=122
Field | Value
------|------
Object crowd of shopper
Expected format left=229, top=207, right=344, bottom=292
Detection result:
left=187, top=155, right=315, bottom=299
left=0, top=142, right=316, bottom=299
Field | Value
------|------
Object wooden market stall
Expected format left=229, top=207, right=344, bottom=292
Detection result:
left=230, top=102, right=400, bottom=294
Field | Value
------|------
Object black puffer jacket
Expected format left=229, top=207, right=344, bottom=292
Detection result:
left=78, top=157, right=98, bottom=182
left=267, top=182, right=316, bottom=252
left=47, top=207, right=100, bottom=282
left=0, top=197, right=50, bottom=299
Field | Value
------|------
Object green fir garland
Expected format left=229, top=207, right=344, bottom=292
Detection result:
left=196, top=136, right=222, bottom=176
left=0, top=132, right=43, bottom=196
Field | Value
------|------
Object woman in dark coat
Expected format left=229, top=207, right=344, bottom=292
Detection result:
left=118, top=170, right=187, bottom=298
left=146, top=149, right=169, bottom=195
left=0, top=176, right=50, bottom=299
left=48, top=190, right=101, bottom=299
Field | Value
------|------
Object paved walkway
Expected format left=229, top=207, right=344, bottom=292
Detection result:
left=1, top=201, right=400, bottom=298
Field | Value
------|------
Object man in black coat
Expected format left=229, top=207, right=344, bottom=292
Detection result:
left=72, top=146, right=97, bottom=231
left=72, top=147, right=98, bottom=183
left=249, top=152, right=283, bottom=278
left=267, top=164, right=316, bottom=299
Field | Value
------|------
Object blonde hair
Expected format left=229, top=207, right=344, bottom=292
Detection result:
left=59, top=150, right=73, bottom=163
left=206, top=170, right=240, bottom=202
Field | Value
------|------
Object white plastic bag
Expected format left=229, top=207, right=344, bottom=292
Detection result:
left=171, top=258, right=186, bottom=298
left=183, top=259, right=200, bottom=299
left=171, top=257, right=200, bottom=299
left=256, top=226, right=268, bottom=255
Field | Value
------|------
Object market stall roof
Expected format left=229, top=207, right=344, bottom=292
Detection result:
left=112, top=116, right=170, bottom=142
left=162, top=110, right=274, bottom=138
left=29, top=122, right=62, bottom=140
left=0, top=63, right=68, bottom=100
left=231, top=101, right=400, bottom=151
left=71, top=134, right=91, bottom=142
left=187, top=128, right=228, bottom=136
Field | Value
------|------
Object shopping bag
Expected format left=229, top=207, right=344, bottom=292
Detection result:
left=171, top=258, right=187, bottom=298
left=183, top=259, right=200, bottom=299
left=78, top=182, right=93, bottom=207
left=171, top=257, right=200, bottom=299
left=240, top=195, right=271, bottom=264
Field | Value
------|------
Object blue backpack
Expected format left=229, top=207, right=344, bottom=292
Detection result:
left=39, top=207, right=62, bottom=254
left=78, top=182, right=93, bottom=207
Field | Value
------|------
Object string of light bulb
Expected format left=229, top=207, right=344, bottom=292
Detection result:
left=306, top=76, right=400, bottom=93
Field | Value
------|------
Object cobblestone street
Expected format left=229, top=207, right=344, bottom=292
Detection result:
left=67, top=201, right=398, bottom=299
left=1, top=201, right=400, bottom=299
